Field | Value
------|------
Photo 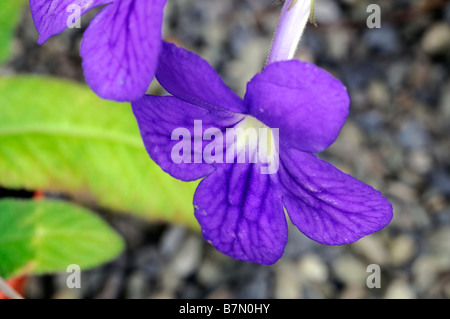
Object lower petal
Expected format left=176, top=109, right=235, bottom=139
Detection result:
left=279, top=148, right=393, bottom=245
left=80, top=0, right=166, bottom=101
left=194, top=163, right=288, bottom=265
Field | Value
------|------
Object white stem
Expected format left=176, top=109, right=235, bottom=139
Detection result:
left=267, top=0, right=312, bottom=65
left=0, top=276, right=24, bottom=299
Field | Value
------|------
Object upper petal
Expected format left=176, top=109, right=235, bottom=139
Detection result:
left=245, top=60, right=350, bottom=153
left=194, top=163, right=288, bottom=265
left=156, top=41, right=247, bottom=114
left=278, top=147, right=393, bottom=245
left=132, top=95, right=242, bottom=182
left=30, top=0, right=112, bottom=44
left=80, top=0, right=166, bottom=101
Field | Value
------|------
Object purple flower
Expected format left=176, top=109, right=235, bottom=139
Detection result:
left=131, top=41, right=393, bottom=265
left=29, top=0, right=167, bottom=102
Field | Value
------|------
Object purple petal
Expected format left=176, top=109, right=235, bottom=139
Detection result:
left=80, top=0, right=166, bottom=101
left=30, top=0, right=112, bottom=44
left=194, top=163, right=288, bottom=265
left=132, top=95, right=242, bottom=181
left=156, top=41, right=247, bottom=114
left=279, top=147, right=393, bottom=245
left=245, top=60, right=350, bottom=153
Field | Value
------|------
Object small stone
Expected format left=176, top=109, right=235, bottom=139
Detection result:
left=333, top=254, right=368, bottom=287
left=167, top=233, right=203, bottom=278
left=326, top=28, right=352, bottom=61
left=432, top=170, right=450, bottom=196
left=399, top=168, right=424, bottom=188
left=134, top=246, right=163, bottom=278
left=294, top=47, right=316, bottom=64
left=23, top=276, right=41, bottom=299
left=445, top=3, right=450, bottom=23
left=95, top=271, right=126, bottom=299
left=296, top=254, right=329, bottom=284
left=427, top=226, right=450, bottom=254
left=151, top=291, right=176, bottom=299
left=444, top=283, right=450, bottom=299
left=52, top=273, right=82, bottom=299
left=206, top=287, right=234, bottom=299
left=387, top=61, right=409, bottom=90
left=407, top=150, right=433, bottom=175
left=412, top=255, right=439, bottom=292
left=197, top=257, right=222, bottom=287
left=237, top=267, right=271, bottom=299
left=301, top=30, right=327, bottom=60
left=339, top=286, right=368, bottom=299
left=283, top=223, right=316, bottom=258
left=439, top=82, right=450, bottom=123
left=178, top=283, right=203, bottom=299
left=204, top=21, right=226, bottom=47
left=159, top=226, right=187, bottom=260
left=314, top=0, right=342, bottom=24
left=421, top=22, right=450, bottom=55
left=384, top=279, right=416, bottom=299
left=424, top=191, right=447, bottom=214
left=159, top=268, right=182, bottom=294
left=396, top=120, right=429, bottom=150
left=389, top=235, right=417, bottom=266
left=327, top=121, right=365, bottom=160
left=407, top=58, right=434, bottom=90
left=51, top=288, right=81, bottom=300
left=387, top=182, right=417, bottom=202
left=227, top=37, right=271, bottom=96
left=368, top=80, right=390, bottom=107
left=390, top=201, right=430, bottom=230
left=274, top=262, right=302, bottom=299
left=352, top=235, right=389, bottom=266
left=125, top=271, right=151, bottom=299
left=364, top=25, right=399, bottom=55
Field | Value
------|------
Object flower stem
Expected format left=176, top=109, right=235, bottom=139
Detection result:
left=267, top=0, right=313, bottom=65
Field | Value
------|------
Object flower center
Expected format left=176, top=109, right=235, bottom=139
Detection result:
left=229, top=116, right=279, bottom=174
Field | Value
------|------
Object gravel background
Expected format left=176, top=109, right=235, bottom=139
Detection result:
left=2, top=0, right=450, bottom=299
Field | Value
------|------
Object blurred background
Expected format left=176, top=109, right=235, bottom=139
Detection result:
left=0, top=0, right=449, bottom=299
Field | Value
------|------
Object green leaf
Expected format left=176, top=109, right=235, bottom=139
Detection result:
left=0, top=76, right=199, bottom=229
left=0, top=0, right=27, bottom=64
left=0, top=198, right=124, bottom=279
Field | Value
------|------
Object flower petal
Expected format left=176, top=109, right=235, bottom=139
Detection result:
left=132, top=95, right=242, bottom=181
left=245, top=60, right=350, bottom=153
left=80, top=0, right=166, bottom=101
left=156, top=41, right=247, bottom=114
left=279, top=147, right=393, bottom=245
left=30, top=0, right=112, bottom=44
left=194, top=163, right=288, bottom=265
